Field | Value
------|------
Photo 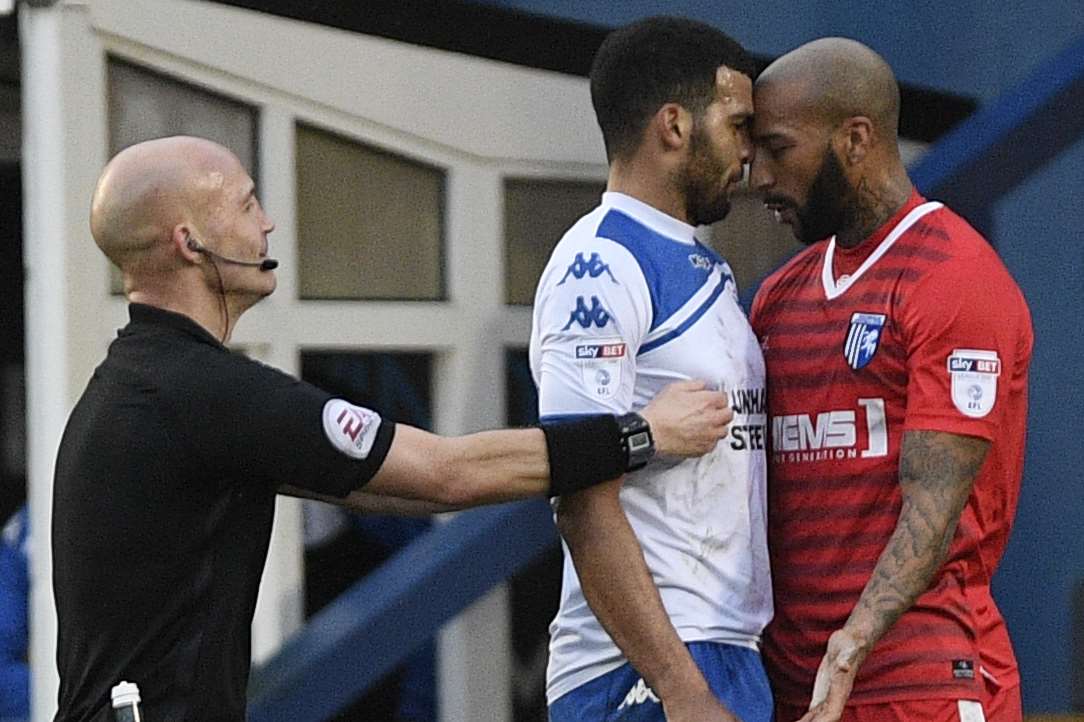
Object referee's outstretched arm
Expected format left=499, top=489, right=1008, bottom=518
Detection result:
left=288, top=380, right=732, bottom=513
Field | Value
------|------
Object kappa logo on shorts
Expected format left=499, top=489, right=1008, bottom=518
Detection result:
left=844, top=312, right=886, bottom=370
left=616, top=678, right=660, bottom=710
left=322, top=399, right=382, bottom=459
left=947, top=349, right=1000, bottom=418
left=559, top=252, right=618, bottom=285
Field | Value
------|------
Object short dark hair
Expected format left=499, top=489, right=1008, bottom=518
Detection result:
left=590, top=16, right=754, bottom=162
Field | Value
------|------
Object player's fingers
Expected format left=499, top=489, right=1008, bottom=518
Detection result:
left=809, top=658, right=832, bottom=708
left=702, top=408, right=730, bottom=435
left=685, top=388, right=729, bottom=411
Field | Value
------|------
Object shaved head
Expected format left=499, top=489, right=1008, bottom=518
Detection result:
left=758, top=37, right=900, bottom=139
left=750, top=38, right=915, bottom=248
left=90, top=136, right=242, bottom=273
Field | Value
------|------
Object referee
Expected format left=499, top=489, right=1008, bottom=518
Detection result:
left=46, top=136, right=732, bottom=719
left=50, top=136, right=733, bottom=722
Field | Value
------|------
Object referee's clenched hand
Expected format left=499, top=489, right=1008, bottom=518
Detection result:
left=641, top=380, right=733, bottom=457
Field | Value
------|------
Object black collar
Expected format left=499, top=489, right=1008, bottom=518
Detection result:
left=125, top=303, right=226, bottom=349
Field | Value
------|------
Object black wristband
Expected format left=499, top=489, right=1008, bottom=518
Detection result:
left=540, top=413, right=655, bottom=496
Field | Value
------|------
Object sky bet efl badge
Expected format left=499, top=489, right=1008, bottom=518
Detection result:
left=575, top=338, right=625, bottom=398
left=948, top=349, right=1000, bottom=418
left=844, top=312, right=886, bottom=370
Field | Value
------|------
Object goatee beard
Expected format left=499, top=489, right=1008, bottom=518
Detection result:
left=796, top=146, right=859, bottom=246
left=681, top=125, right=732, bottom=227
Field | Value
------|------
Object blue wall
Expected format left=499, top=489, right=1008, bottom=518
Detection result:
left=992, top=134, right=1084, bottom=713
left=481, top=0, right=1084, bottom=712
left=476, top=0, right=1084, bottom=102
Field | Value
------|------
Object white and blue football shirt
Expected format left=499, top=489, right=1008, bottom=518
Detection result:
left=529, top=191, right=772, bottom=704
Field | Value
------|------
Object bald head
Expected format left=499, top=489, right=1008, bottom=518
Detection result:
left=90, top=136, right=242, bottom=272
left=758, top=37, right=900, bottom=140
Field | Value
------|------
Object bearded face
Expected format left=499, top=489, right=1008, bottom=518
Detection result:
left=793, top=144, right=855, bottom=245
left=759, top=142, right=860, bottom=246
left=680, top=120, right=736, bottom=227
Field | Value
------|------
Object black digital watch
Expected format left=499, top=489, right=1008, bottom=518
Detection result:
left=616, top=412, right=655, bottom=472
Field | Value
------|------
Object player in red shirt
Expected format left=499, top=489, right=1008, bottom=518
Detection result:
left=748, top=39, right=1032, bottom=722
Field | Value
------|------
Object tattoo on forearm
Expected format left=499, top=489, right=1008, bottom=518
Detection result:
left=848, top=430, right=989, bottom=648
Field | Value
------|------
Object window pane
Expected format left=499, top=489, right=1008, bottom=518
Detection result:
left=299, top=350, right=436, bottom=720
left=505, top=347, right=560, bottom=722
left=108, top=58, right=257, bottom=174
left=296, top=124, right=445, bottom=300
left=299, top=350, right=432, bottom=428
left=504, top=178, right=604, bottom=305
left=107, top=58, right=258, bottom=294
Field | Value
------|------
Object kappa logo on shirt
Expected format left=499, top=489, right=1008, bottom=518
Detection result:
left=562, top=296, right=612, bottom=330
left=322, top=399, right=382, bottom=459
left=559, top=252, right=618, bottom=285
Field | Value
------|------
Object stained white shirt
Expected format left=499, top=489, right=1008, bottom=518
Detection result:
left=530, top=192, right=773, bottom=704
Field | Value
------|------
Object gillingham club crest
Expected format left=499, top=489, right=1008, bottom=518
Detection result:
left=844, top=312, right=887, bottom=370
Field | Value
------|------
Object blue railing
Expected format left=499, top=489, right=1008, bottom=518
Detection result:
left=911, top=34, right=1084, bottom=229
left=247, top=499, right=556, bottom=722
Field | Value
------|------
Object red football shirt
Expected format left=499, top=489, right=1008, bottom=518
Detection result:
left=750, top=191, right=1033, bottom=706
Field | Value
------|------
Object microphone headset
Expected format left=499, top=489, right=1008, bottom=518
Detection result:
left=186, top=235, right=279, bottom=271
left=185, top=233, right=278, bottom=344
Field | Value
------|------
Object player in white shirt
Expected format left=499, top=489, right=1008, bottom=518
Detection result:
left=530, top=18, right=773, bottom=722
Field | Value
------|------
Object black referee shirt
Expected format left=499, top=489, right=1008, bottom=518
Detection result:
left=52, top=304, right=394, bottom=722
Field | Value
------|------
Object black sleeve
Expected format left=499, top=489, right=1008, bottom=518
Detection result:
left=170, top=348, right=395, bottom=497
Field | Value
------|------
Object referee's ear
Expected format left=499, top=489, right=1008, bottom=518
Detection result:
left=174, top=224, right=202, bottom=266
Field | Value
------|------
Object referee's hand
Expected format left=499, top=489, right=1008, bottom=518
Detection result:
left=641, top=380, right=733, bottom=457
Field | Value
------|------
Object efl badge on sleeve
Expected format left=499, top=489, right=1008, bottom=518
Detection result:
left=322, top=399, right=382, bottom=459
left=844, top=312, right=886, bottom=370
left=574, top=338, right=626, bottom=398
left=947, top=349, right=1001, bottom=418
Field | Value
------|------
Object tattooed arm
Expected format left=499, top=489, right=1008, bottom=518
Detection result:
left=798, top=430, right=989, bottom=722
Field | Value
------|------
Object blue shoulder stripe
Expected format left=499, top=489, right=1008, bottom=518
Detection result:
left=638, top=273, right=729, bottom=356
left=596, top=210, right=717, bottom=333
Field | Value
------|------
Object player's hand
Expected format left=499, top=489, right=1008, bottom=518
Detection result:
left=641, top=380, right=732, bottom=458
left=663, top=687, right=743, bottom=722
left=797, top=628, right=865, bottom=722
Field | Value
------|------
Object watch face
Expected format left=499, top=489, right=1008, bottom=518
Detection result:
left=628, top=431, right=652, bottom=452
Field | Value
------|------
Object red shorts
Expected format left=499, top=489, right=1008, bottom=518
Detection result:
left=774, top=683, right=1021, bottom=722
